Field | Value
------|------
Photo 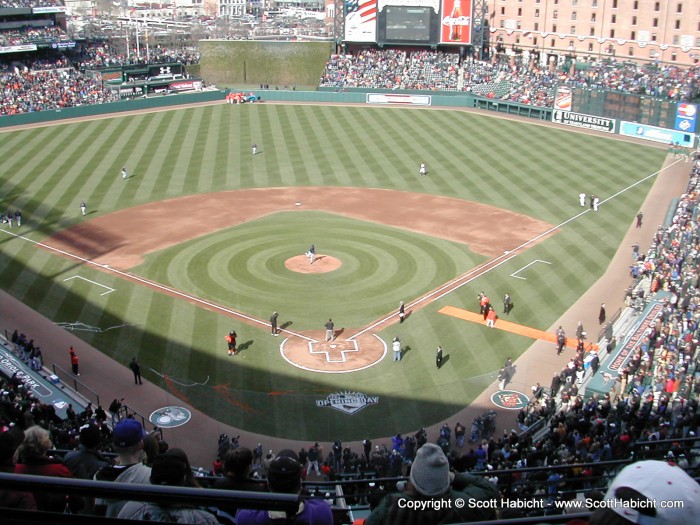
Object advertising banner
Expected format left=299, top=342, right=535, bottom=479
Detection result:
left=620, top=121, right=695, bottom=147
left=552, top=110, right=615, bottom=133
left=675, top=102, right=698, bottom=133
left=345, top=0, right=378, bottom=42
left=553, top=86, right=572, bottom=111
left=0, top=44, right=37, bottom=54
left=440, top=0, right=472, bottom=45
left=366, top=93, right=432, bottom=105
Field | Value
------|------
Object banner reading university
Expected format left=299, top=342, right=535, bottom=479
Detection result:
left=440, top=0, right=472, bottom=44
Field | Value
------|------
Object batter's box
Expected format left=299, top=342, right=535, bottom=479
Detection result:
left=308, top=340, right=359, bottom=363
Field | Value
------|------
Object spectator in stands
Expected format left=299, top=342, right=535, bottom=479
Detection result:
left=63, top=423, right=111, bottom=480
left=118, top=449, right=219, bottom=523
left=93, top=418, right=151, bottom=517
left=588, top=460, right=700, bottom=525
left=0, top=430, right=36, bottom=512
left=212, top=447, right=267, bottom=519
left=365, top=443, right=498, bottom=524
left=236, top=449, right=333, bottom=525
left=13, top=425, right=81, bottom=512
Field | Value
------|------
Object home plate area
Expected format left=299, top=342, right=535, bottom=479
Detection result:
left=280, top=332, right=386, bottom=373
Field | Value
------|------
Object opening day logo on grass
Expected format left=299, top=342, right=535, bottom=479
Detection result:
left=149, top=406, right=192, bottom=428
left=316, top=391, right=379, bottom=415
left=491, top=390, right=530, bottom=410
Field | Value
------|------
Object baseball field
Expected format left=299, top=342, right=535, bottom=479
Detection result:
left=0, top=103, right=667, bottom=441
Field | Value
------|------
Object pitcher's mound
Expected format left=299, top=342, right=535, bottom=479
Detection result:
left=285, top=254, right=341, bottom=274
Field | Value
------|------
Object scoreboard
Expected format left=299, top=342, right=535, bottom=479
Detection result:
left=345, top=0, right=473, bottom=46
left=572, top=88, right=679, bottom=129
left=378, top=4, right=439, bottom=44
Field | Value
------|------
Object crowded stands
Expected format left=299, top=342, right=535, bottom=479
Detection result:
left=319, top=49, right=700, bottom=107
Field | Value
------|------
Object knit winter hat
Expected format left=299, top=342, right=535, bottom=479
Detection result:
left=409, top=443, right=451, bottom=497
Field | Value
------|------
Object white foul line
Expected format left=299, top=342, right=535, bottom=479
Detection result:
left=351, top=157, right=683, bottom=338
left=510, top=259, right=552, bottom=280
left=0, top=229, right=314, bottom=342
left=63, top=275, right=115, bottom=295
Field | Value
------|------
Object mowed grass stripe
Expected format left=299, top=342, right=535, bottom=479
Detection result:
left=287, top=106, right=324, bottom=185
left=318, top=107, right=377, bottom=184
left=276, top=106, right=312, bottom=186
left=134, top=111, right=183, bottom=201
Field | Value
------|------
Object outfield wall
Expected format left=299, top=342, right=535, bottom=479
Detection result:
left=0, top=90, right=226, bottom=129
left=0, top=89, right=551, bottom=129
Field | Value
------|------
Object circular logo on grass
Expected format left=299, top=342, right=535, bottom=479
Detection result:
left=491, top=390, right=530, bottom=410
left=149, top=406, right=191, bottom=428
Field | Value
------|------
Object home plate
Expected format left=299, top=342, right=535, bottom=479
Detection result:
left=295, top=202, right=301, bottom=206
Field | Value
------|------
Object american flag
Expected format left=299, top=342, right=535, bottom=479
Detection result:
left=346, top=0, right=377, bottom=23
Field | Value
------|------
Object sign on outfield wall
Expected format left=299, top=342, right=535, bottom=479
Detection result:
left=440, top=0, right=473, bottom=44
left=366, top=93, right=432, bottom=105
left=620, top=121, right=695, bottom=147
left=552, top=110, right=616, bottom=134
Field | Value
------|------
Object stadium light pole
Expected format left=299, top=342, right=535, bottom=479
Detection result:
left=471, top=0, right=488, bottom=61
left=333, top=0, right=344, bottom=53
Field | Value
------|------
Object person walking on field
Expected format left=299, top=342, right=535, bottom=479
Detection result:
left=435, top=346, right=443, bottom=368
left=598, top=303, right=606, bottom=325
left=129, top=357, right=142, bottom=384
left=398, top=301, right=406, bottom=323
left=80, top=201, right=87, bottom=216
left=69, top=346, right=80, bottom=376
left=486, top=306, right=497, bottom=328
left=392, top=337, right=401, bottom=362
left=225, top=331, right=237, bottom=356
left=252, top=144, right=257, bottom=155
left=270, top=312, right=279, bottom=336
left=503, top=293, right=511, bottom=315
left=419, top=163, right=427, bottom=176
left=324, top=319, right=334, bottom=342
left=121, top=166, right=128, bottom=180
left=636, top=211, right=643, bottom=228
left=579, top=192, right=586, bottom=207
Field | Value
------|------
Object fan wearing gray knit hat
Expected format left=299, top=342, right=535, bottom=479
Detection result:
left=365, top=443, right=499, bottom=525
left=410, top=443, right=452, bottom=496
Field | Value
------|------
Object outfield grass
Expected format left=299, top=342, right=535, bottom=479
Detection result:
left=0, top=104, right=667, bottom=440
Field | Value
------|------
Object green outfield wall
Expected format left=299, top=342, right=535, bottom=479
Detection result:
left=0, top=89, right=551, bottom=128
left=0, top=90, right=226, bottom=129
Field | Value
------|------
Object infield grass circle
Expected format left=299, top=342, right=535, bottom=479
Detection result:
left=133, top=210, right=481, bottom=329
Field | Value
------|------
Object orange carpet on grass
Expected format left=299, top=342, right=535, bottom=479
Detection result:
left=439, top=306, right=598, bottom=351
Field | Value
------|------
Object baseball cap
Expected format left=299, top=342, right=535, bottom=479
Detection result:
left=604, top=460, right=700, bottom=525
left=79, top=423, right=102, bottom=449
left=267, top=450, right=301, bottom=493
left=113, top=419, right=147, bottom=448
